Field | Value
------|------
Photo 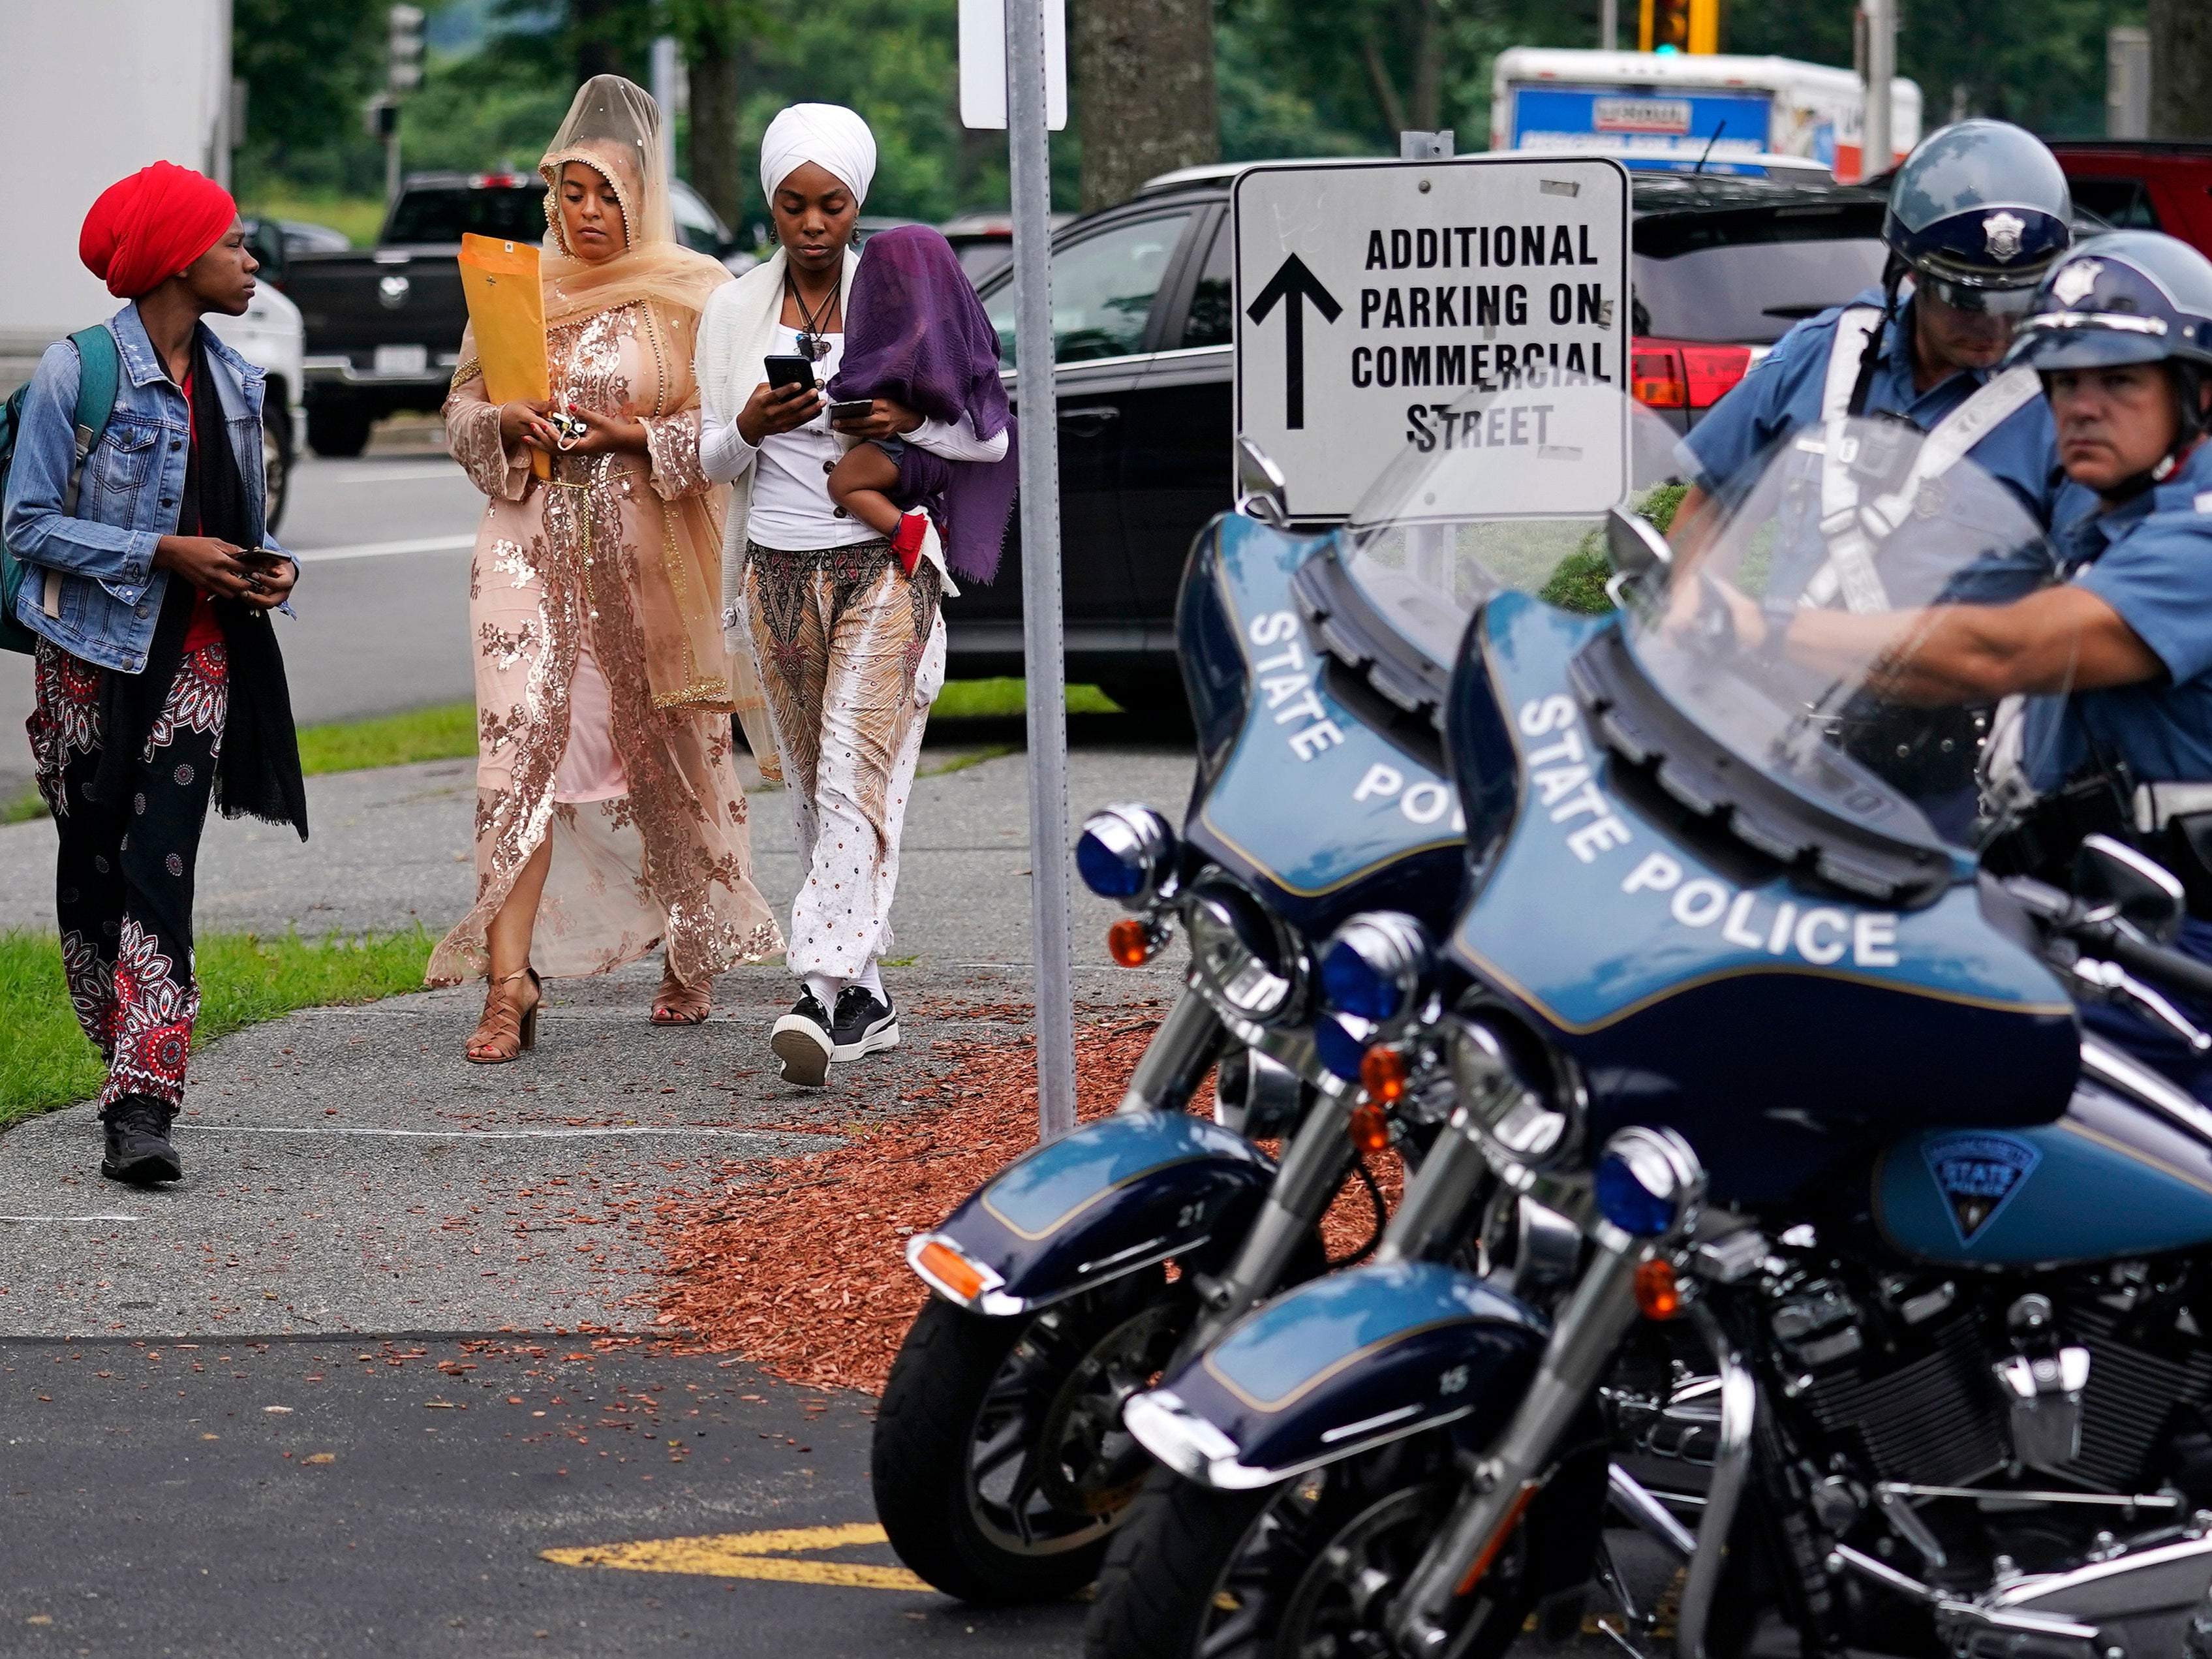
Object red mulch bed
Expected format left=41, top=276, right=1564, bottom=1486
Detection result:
left=651, top=1019, right=1402, bottom=1395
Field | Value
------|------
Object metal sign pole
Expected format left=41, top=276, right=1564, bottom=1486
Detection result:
left=1004, top=0, right=1076, bottom=1142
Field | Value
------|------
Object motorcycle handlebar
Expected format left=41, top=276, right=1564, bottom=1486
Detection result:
left=1998, top=875, right=2212, bottom=1006
left=2085, top=922, right=2212, bottom=1008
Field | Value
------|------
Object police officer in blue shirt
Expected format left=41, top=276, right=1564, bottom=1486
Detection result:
left=1676, top=119, right=2074, bottom=538
left=1708, top=232, right=2212, bottom=1096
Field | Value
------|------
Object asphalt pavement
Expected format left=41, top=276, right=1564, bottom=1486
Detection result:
left=0, top=429, right=1202, bottom=1654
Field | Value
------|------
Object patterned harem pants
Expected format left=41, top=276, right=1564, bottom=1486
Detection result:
left=27, top=636, right=229, bottom=1113
left=745, top=541, right=944, bottom=983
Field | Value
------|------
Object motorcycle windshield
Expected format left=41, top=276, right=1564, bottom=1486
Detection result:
left=1620, top=414, right=2066, bottom=858
left=1339, top=384, right=1684, bottom=670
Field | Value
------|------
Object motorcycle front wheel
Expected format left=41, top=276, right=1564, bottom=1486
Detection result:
left=1085, top=1431, right=1604, bottom=1659
left=873, top=1267, right=1194, bottom=1603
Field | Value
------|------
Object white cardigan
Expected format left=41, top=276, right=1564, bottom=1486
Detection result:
left=695, top=248, right=861, bottom=654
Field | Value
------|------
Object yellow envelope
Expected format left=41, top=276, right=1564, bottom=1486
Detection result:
left=458, top=233, right=551, bottom=481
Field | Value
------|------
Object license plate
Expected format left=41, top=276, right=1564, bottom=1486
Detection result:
left=373, top=344, right=429, bottom=375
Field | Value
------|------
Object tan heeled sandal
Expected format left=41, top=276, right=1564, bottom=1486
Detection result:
left=465, top=966, right=542, bottom=1064
left=651, top=960, right=713, bottom=1025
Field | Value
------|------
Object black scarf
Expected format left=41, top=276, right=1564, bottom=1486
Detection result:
left=93, top=330, right=309, bottom=840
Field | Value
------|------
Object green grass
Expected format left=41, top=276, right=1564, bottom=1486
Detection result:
left=1534, top=482, right=1694, bottom=617
left=3, top=788, right=46, bottom=826
left=933, top=679, right=1122, bottom=720
left=0, top=929, right=434, bottom=1126
left=236, top=191, right=386, bottom=249
left=295, top=702, right=478, bottom=776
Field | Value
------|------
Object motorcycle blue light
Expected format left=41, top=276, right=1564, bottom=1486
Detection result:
left=1317, top=912, right=1432, bottom=1024
left=1593, top=1155, right=1674, bottom=1237
left=1075, top=805, right=1176, bottom=907
left=1592, top=1127, right=1707, bottom=1238
left=1313, top=1012, right=1374, bottom=1081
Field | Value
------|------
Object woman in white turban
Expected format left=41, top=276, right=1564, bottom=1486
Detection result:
left=696, top=104, right=1006, bottom=1088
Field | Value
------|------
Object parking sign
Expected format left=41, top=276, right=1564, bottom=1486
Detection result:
left=1233, top=155, right=1633, bottom=521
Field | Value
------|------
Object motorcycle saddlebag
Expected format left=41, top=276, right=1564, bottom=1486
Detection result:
left=1124, top=1261, right=1546, bottom=1488
left=906, top=1109, right=1276, bottom=1315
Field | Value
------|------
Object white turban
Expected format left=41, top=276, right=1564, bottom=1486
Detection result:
left=758, top=103, right=877, bottom=208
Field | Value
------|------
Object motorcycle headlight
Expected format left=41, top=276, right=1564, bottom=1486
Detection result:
left=1593, top=1126, right=1706, bottom=1238
left=1185, top=876, right=1306, bottom=1024
left=1318, top=911, right=1432, bottom=1023
left=1076, top=804, right=1178, bottom=908
left=1448, top=1016, right=1577, bottom=1168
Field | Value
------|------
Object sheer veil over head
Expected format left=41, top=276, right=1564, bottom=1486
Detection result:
left=534, top=74, right=727, bottom=326
left=450, top=73, right=747, bottom=718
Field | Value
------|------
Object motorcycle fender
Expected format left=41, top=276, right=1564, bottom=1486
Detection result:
left=1124, top=1262, right=1544, bottom=1489
left=907, top=1110, right=1276, bottom=1316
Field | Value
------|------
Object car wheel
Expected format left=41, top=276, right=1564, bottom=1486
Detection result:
left=307, top=401, right=373, bottom=458
left=260, top=407, right=291, bottom=533
left=1098, top=674, right=1191, bottom=729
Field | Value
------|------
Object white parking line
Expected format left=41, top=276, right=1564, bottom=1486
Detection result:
left=289, top=535, right=475, bottom=563
left=320, top=463, right=464, bottom=484
left=0, top=1214, right=140, bottom=1223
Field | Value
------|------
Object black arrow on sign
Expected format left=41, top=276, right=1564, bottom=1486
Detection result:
left=1245, top=254, right=1343, bottom=430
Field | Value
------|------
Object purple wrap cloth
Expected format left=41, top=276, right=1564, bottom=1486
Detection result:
left=826, top=225, right=1018, bottom=584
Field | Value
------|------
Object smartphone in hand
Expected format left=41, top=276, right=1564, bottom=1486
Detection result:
left=828, top=399, right=874, bottom=424
left=764, top=354, right=818, bottom=393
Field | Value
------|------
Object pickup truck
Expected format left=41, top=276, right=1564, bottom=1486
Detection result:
left=286, top=170, right=752, bottom=457
left=2048, top=140, right=2212, bottom=262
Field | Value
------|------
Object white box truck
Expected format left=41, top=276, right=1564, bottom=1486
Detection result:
left=1490, top=48, right=1922, bottom=185
left=0, top=0, right=305, bottom=527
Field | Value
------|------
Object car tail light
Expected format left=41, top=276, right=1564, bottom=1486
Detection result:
left=1630, top=337, right=1755, bottom=411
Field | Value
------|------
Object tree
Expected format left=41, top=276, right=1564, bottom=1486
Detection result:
left=2150, top=0, right=2212, bottom=137
left=1071, top=0, right=1219, bottom=211
left=666, top=0, right=766, bottom=231
left=231, top=0, right=385, bottom=196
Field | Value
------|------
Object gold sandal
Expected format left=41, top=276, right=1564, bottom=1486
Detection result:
left=651, top=961, right=713, bottom=1025
left=465, top=967, right=542, bottom=1063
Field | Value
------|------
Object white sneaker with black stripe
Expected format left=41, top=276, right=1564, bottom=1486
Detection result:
left=831, top=985, right=899, bottom=1062
left=770, top=988, right=836, bottom=1087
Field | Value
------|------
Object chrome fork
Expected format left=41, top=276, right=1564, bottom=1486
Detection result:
left=1388, top=1226, right=1646, bottom=1654
left=1116, top=985, right=1228, bottom=1113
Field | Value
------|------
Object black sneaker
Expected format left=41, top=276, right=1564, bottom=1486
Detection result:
left=100, top=1094, right=182, bottom=1185
left=831, top=985, right=899, bottom=1062
left=770, top=989, right=836, bottom=1088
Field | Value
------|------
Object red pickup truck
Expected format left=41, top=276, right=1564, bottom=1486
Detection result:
left=2048, top=141, right=2212, bottom=258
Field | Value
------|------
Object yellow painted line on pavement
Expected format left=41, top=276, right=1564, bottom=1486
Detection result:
left=542, top=1522, right=931, bottom=1590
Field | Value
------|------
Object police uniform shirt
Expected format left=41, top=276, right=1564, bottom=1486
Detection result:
left=1678, top=288, right=2065, bottom=527
left=2023, top=440, right=2212, bottom=791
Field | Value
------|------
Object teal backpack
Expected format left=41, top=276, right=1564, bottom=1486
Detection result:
left=0, top=324, right=123, bottom=655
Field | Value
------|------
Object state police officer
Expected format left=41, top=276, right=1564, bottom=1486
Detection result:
left=1715, top=232, right=2212, bottom=1098
left=1675, top=119, right=2074, bottom=537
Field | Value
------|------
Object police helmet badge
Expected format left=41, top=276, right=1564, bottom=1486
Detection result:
left=1982, top=211, right=2027, bottom=264
left=2052, top=258, right=2103, bottom=307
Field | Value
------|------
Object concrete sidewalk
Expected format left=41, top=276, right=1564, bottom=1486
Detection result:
left=0, top=738, right=1197, bottom=1341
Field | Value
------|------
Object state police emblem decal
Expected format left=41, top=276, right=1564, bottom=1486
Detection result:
left=1922, top=1132, right=2040, bottom=1243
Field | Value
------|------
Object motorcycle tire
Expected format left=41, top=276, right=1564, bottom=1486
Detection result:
left=872, top=1270, right=1192, bottom=1604
left=1086, top=1433, right=1590, bottom=1659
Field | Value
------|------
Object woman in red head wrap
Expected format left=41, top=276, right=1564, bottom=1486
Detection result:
left=1, top=161, right=305, bottom=1186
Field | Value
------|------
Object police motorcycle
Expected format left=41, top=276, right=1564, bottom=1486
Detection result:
left=870, top=437, right=1515, bottom=1602
left=1084, top=384, right=2212, bottom=1659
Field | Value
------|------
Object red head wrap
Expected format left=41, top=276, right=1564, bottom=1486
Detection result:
left=78, top=162, right=239, bottom=300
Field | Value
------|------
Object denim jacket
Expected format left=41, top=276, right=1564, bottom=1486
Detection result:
left=2, top=302, right=290, bottom=675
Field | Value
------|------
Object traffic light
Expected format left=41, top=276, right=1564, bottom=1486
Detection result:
left=1639, top=0, right=1718, bottom=52
left=388, top=4, right=425, bottom=94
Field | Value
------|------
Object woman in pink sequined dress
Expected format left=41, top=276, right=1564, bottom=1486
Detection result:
left=428, top=76, right=781, bottom=1062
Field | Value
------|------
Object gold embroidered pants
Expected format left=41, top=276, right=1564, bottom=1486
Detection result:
left=745, top=541, right=945, bottom=982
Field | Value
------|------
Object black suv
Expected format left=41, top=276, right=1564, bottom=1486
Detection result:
left=955, top=164, right=1894, bottom=711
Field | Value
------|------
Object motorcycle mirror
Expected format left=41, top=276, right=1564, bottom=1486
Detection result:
left=1604, top=506, right=1672, bottom=578
left=1235, top=437, right=1291, bottom=527
left=2073, top=833, right=2185, bottom=944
